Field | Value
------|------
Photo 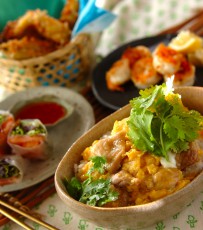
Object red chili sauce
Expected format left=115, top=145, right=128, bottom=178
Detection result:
left=15, top=101, right=67, bottom=125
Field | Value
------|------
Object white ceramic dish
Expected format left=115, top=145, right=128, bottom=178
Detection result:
left=0, top=86, right=95, bottom=192
left=55, top=86, right=203, bottom=229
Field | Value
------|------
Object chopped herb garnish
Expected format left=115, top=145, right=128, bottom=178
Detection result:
left=79, top=177, right=118, bottom=207
left=87, top=156, right=106, bottom=175
left=63, top=156, right=119, bottom=207
left=127, top=83, right=203, bottom=159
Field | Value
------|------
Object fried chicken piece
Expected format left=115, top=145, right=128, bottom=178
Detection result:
left=0, top=36, right=59, bottom=60
left=6, top=9, right=71, bottom=45
left=60, top=0, right=79, bottom=29
left=0, top=21, right=46, bottom=43
left=0, top=21, right=18, bottom=42
left=15, top=10, right=71, bottom=44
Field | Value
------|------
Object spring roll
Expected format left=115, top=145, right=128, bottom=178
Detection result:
left=0, top=155, right=26, bottom=186
left=7, top=119, right=48, bottom=160
left=0, top=110, right=15, bottom=156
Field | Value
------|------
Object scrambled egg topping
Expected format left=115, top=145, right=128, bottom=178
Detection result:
left=75, top=118, right=203, bottom=207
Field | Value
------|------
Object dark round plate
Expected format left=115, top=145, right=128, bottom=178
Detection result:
left=92, top=34, right=203, bottom=110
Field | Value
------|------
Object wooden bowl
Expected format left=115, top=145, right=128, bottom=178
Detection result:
left=55, top=86, right=203, bottom=229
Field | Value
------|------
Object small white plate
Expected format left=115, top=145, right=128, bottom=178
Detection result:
left=0, top=86, right=95, bottom=192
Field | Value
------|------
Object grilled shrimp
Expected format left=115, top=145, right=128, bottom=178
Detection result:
left=106, top=46, right=152, bottom=91
left=106, top=58, right=131, bottom=91
left=164, top=57, right=195, bottom=86
left=122, top=45, right=152, bottom=68
left=164, top=60, right=195, bottom=87
left=131, top=57, right=162, bottom=89
left=153, top=43, right=184, bottom=75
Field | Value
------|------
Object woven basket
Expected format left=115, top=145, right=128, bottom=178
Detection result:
left=0, top=33, right=93, bottom=92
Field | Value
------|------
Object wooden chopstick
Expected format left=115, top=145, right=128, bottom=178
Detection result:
left=0, top=199, right=59, bottom=230
left=0, top=206, right=34, bottom=230
left=0, top=177, right=56, bottom=226
left=158, top=8, right=203, bottom=35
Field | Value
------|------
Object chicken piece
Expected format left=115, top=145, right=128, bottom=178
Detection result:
left=153, top=43, right=184, bottom=75
left=11, top=10, right=70, bottom=45
left=0, top=21, right=18, bottom=42
left=131, top=57, right=162, bottom=89
left=106, top=58, right=131, bottom=91
left=83, top=131, right=126, bottom=174
left=60, top=0, right=79, bottom=29
left=0, top=37, right=59, bottom=60
left=111, top=170, right=140, bottom=187
left=176, top=141, right=200, bottom=170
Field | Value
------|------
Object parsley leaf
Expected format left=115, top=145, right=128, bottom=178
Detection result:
left=63, top=177, right=82, bottom=200
left=63, top=156, right=119, bottom=206
left=79, top=178, right=118, bottom=206
left=127, top=83, right=203, bottom=159
left=87, top=156, right=106, bottom=175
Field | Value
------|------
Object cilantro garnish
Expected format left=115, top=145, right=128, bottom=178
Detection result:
left=79, top=177, right=118, bottom=206
left=63, top=156, right=119, bottom=207
left=87, top=156, right=106, bottom=175
left=127, top=83, right=203, bottom=159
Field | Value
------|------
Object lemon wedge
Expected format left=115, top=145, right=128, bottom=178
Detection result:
left=169, top=30, right=203, bottom=53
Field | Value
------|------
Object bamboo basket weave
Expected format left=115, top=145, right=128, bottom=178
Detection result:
left=0, top=33, right=93, bottom=92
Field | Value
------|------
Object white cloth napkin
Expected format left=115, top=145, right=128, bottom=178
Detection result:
left=96, top=0, right=203, bottom=56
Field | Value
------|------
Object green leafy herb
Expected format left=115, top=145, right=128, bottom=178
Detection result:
left=0, top=114, right=6, bottom=125
left=87, top=156, right=106, bottom=175
left=11, top=122, right=46, bottom=136
left=127, top=83, right=203, bottom=159
left=63, top=177, right=82, bottom=200
left=27, top=125, right=46, bottom=136
left=12, top=126, right=24, bottom=135
left=63, top=156, right=119, bottom=207
left=79, top=177, right=118, bottom=206
left=0, top=160, right=20, bottom=178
